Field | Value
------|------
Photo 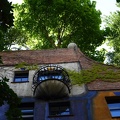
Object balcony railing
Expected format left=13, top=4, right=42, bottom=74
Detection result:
left=32, top=64, right=71, bottom=99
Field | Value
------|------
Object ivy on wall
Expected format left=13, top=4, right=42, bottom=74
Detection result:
left=67, top=64, right=120, bottom=85
left=15, top=62, right=120, bottom=85
left=15, top=62, right=39, bottom=70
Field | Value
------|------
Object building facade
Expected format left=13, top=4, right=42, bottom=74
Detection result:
left=0, top=43, right=120, bottom=120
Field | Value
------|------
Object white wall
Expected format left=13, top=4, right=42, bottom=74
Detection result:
left=0, top=62, right=86, bottom=97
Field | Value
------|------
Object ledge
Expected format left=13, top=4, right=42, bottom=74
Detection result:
left=48, top=114, right=74, bottom=118
left=11, top=81, right=29, bottom=83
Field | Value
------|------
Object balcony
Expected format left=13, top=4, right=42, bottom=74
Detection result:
left=32, top=65, right=71, bottom=100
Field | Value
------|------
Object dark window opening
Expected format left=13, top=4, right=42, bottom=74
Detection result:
left=49, top=101, right=72, bottom=117
left=19, top=102, right=34, bottom=120
left=105, top=96, right=120, bottom=118
left=14, top=71, right=29, bottom=82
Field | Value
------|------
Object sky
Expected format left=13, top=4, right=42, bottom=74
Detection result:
left=8, top=0, right=119, bottom=16
left=95, top=0, right=119, bottom=16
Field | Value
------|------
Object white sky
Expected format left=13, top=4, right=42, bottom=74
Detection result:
left=9, top=0, right=23, bottom=4
left=95, top=0, right=119, bottom=16
left=9, top=0, right=119, bottom=16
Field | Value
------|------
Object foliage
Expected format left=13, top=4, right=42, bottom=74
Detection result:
left=87, top=48, right=106, bottom=63
left=3, top=27, right=29, bottom=50
left=15, top=62, right=39, bottom=70
left=0, top=0, right=14, bottom=32
left=0, top=0, right=14, bottom=51
left=0, top=77, right=22, bottom=120
left=105, top=5, right=120, bottom=66
left=117, top=0, right=120, bottom=3
left=67, top=64, right=120, bottom=85
left=14, top=0, right=106, bottom=61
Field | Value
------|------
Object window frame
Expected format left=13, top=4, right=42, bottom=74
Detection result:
left=13, top=70, right=29, bottom=83
left=19, top=102, right=34, bottom=120
left=105, top=96, right=120, bottom=118
left=48, top=101, right=73, bottom=118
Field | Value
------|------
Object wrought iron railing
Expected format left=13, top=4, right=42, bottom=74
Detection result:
left=32, top=64, right=71, bottom=92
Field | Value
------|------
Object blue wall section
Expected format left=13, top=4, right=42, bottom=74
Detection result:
left=0, top=103, right=9, bottom=120
left=34, top=91, right=97, bottom=120
left=0, top=91, right=97, bottom=120
left=70, top=91, right=97, bottom=120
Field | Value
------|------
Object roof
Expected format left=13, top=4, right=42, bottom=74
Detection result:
left=87, top=79, right=120, bottom=90
left=0, top=47, right=97, bottom=69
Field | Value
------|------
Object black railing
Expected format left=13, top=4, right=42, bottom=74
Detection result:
left=32, top=64, right=71, bottom=93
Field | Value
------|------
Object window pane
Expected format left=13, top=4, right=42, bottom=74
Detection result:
left=110, top=109, right=120, bottom=117
left=21, top=109, right=34, bottom=115
left=22, top=115, right=33, bottom=120
left=15, top=78, right=22, bottom=82
left=22, top=78, right=28, bottom=82
left=39, top=76, right=48, bottom=81
left=19, top=102, right=34, bottom=120
left=108, top=103, right=120, bottom=110
left=49, top=101, right=71, bottom=116
left=14, top=71, right=29, bottom=82
left=52, top=75, right=63, bottom=79
left=106, top=97, right=120, bottom=118
left=38, top=74, right=63, bottom=81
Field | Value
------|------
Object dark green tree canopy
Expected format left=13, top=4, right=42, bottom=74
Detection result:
left=117, top=0, right=120, bottom=3
left=0, top=0, right=14, bottom=32
left=14, top=0, right=105, bottom=60
left=0, top=0, right=14, bottom=51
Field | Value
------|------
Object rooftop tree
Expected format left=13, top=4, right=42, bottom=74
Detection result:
left=14, top=0, right=106, bottom=61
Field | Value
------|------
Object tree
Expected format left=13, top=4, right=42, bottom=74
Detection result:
left=0, top=1, right=23, bottom=119
left=0, top=76, right=22, bottom=120
left=3, top=27, right=29, bottom=50
left=117, top=0, right=120, bottom=3
left=0, top=0, right=14, bottom=51
left=0, top=0, right=13, bottom=32
left=0, top=61, right=22, bottom=120
left=14, top=0, right=106, bottom=60
left=104, top=4, right=120, bottom=66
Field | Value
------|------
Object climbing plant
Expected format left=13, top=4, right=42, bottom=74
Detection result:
left=0, top=77, right=22, bottom=120
left=67, top=64, right=120, bottom=85
left=15, top=62, right=120, bottom=85
left=15, top=62, right=39, bottom=70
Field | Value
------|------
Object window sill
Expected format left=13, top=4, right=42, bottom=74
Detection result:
left=11, top=81, right=29, bottom=83
left=48, top=114, right=74, bottom=118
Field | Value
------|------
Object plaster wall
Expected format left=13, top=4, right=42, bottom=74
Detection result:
left=0, top=62, right=86, bottom=97
left=93, top=91, right=120, bottom=120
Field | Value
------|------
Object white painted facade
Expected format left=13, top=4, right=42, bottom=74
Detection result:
left=0, top=62, right=86, bottom=97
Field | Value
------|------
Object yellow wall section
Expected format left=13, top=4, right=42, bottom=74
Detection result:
left=93, top=91, right=120, bottom=120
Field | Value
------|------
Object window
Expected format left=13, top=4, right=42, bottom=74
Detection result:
left=49, top=101, right=71, bottom=117
left=105, top=96, right=120, bottom=118
left=19, top=102, right=34, bottom=120
left=38, top=75, right=63, bottom=81
left=38, top=71, right=63, bottom=81
left=14, top=71, right=29, bottom=82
